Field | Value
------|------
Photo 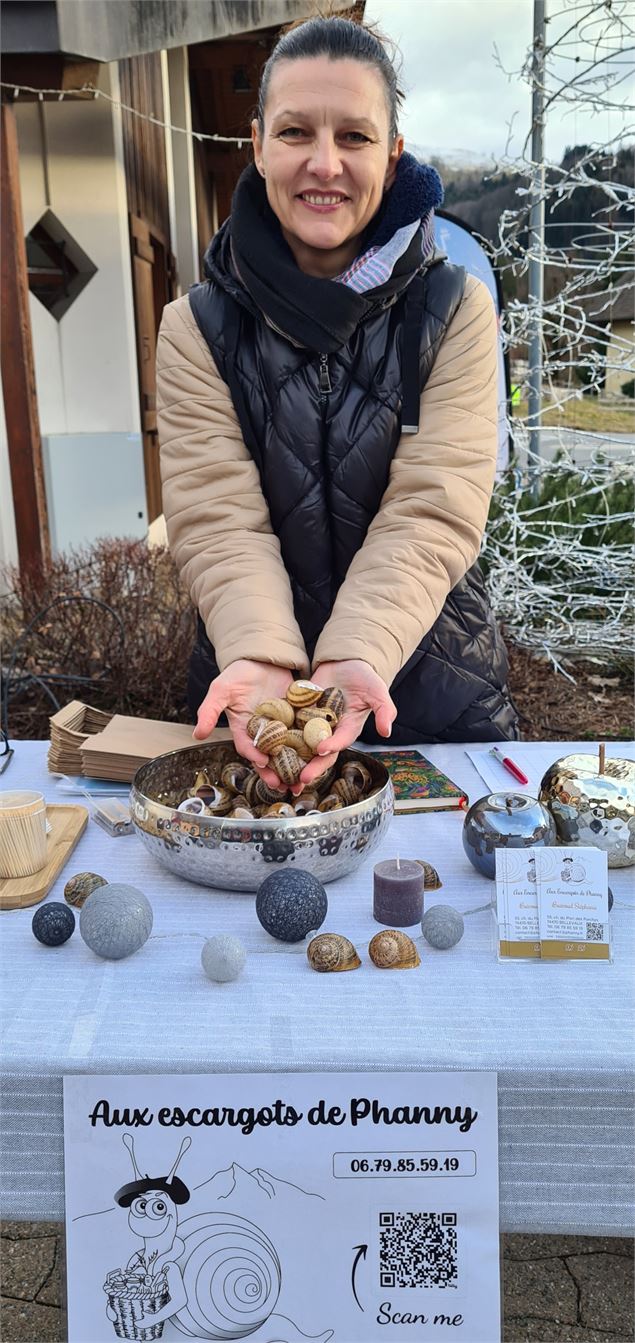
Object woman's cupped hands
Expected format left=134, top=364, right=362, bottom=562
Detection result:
left=193, top=657, right=396, bottom=793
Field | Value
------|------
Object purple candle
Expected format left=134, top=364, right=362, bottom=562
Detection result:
left=373, top=859, right=425, bottom=928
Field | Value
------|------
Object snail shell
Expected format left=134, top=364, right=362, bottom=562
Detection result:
left=341, top=759, right=372, bottom=793
left=271, top=745, right=303, bottom=786
left=255, top=719, right=287, bottom=754
left=264, top=802, right=296, bottom=817
left=286, top=679, right=323, bottom=707
left=282, top=729, right=313, bottom=762
left=230, top=805, right=255, bottom=819
left=307, top=933, right=361, bottom=973
left=369, top=929, right=421, bottom=970
left=221, top=762, right=252, bottom=794
left=293, top=704, right=333, bottom=730
left=315, top=764, right=338, bottom=796
left=253, top=698, right=295, bottom=727
left=333, top=777, right=360, bottom=806
left=317, top=686, right=345, bottom=719
left=245, top=772, right=263, bottom=808
left=293, top=790, right=319, bottom=815
left=318, top=793, right=343, bottom=812
left=205, top=787, right=234, bottom=816
left=255, top=777, right=287, bottom=806
left=303, top=717, right=332, bottom=752
left=246, top=714, right=268, bottom=742
left=173, top=1211, right=281, bottom=1337
left=416, top=860, right=443, bottom=891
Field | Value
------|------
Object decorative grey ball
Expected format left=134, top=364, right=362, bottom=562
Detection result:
left=201, top=934, right=246, bottom=983
left=421, top=904, right=465, bottom=950
left=256, top=869, right=328, bottom=943
left=79, top=883, right=153, bottom=960
left=32, top=902, right=75, bottom=947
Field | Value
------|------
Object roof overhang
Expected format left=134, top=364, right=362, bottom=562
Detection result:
left=2, top=0, right=354, bottom=62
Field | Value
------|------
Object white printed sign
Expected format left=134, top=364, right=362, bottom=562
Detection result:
left=63, top=1072, right=500, bottom=1343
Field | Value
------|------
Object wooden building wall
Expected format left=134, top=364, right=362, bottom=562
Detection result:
left=119, top=53, right=171, bottom=246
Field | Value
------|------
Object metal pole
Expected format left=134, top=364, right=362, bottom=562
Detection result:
left=528, top=0, right=546, bottom=494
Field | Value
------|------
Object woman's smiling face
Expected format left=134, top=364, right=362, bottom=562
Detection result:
left=252, top=56, right=403, bottom=277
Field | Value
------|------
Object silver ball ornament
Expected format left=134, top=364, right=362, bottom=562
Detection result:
left=201, top=934, right=246, bottom=982
left=421, top=904, right=465, bottom=949
left=79, top=883, right=153, bottom=960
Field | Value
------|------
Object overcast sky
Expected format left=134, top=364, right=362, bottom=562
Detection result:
left=366, top=0, right=632, bottom=165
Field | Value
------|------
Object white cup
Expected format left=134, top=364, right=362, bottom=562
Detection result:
left=0, top=791, right=48, bottom=878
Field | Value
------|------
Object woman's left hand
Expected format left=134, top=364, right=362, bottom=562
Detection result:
left=296, top=660, right=397, bottom=790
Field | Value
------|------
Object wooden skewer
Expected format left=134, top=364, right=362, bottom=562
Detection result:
left=599, top=742, right=606, bottom=774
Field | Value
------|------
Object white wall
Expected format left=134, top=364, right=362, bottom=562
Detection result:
left=0, top=64, right=141, bottom=570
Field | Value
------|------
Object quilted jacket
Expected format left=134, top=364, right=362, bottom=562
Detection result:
left=157, top=257, right=518, bottom=742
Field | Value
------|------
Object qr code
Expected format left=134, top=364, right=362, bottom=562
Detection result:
left=586, top=920, right=604, bottom=941
left=379, top=1211, right=458, bottom=1289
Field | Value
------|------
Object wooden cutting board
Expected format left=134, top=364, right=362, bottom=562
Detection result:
left=0, top=805, right=89, bottom=911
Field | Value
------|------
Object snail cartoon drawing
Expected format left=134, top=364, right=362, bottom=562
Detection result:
left=561, top=855, right=586, bottom=883
left=105, top=1134, right=333, bottom=1343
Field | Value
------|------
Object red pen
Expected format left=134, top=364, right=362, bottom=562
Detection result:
left=490, top=745, right=529, bottom=785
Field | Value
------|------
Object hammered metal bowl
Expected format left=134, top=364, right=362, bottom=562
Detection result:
left=130, top=744, right=394, bottom=891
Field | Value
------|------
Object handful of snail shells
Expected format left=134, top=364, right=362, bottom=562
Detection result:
left=248, top=682, right=347, bottom=791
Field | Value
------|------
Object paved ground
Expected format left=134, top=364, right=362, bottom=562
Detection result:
left=0, top=1223, right=632, bottom=1342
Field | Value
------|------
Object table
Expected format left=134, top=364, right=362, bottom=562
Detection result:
left=1, top=740, right=633, bottom=1235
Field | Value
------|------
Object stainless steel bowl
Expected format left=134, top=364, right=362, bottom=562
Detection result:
left=130, top=744, right=394, bottom=891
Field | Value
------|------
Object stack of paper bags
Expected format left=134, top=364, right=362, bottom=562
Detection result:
left=48, top=701, right=231, bottom=783
left=48, top=701, right=113, bottom=775
left=80, top=713, right=231, bottom=782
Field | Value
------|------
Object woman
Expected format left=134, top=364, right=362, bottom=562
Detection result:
left=157, top=15, right=518, bottom=793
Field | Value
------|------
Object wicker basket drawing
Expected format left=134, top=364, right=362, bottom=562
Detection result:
left=104, top=1268, right=170, bottom=1341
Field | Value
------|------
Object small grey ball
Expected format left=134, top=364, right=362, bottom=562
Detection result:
left=79, top=883, right=153, bottom=960
left=201, top=935, right=246, bottom=983
left=421, top=904, right=465, bottom=950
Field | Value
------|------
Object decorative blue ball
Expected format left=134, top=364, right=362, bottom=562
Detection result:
left=201, top=934, right=246, bottom=982
left=421, top=904, right=464, bottom=950
left=256, top=869, right=328, bottom=943
left=79, top=883, right=153, bottom=960
left=32, top=901, right=75, bottom=947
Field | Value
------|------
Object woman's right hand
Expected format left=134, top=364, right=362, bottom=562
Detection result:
left=193, top=659, right=294, bottom=785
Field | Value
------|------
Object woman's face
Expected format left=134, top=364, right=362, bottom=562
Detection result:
left=252, top=56, right=404, bottom=276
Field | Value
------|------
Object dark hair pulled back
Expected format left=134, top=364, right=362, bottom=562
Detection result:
left=257, top=14, right=403, bottom=141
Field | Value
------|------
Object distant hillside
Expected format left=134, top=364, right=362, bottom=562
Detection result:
left=428, top=144, right=633, bottom=250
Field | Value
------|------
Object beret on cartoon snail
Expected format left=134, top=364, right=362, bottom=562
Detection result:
left=114, top=1132, right=191, bottom=1207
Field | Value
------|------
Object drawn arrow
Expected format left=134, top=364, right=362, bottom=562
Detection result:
left=351, top=1244, right=368, bottom=1311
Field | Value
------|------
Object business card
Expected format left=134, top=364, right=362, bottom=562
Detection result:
left=495, top=848, right=541, bottom=959
left=536, top=846, right=610, bottom=960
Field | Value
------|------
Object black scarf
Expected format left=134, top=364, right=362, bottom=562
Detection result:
left=203, top=156, right=442, bottom=354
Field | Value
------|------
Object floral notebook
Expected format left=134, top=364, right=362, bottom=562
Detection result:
left=368, top=748, right=468, bottom=814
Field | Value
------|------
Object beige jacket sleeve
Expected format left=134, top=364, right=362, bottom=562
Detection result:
left=312, top=274, right=499, bottom=686
left=157, top=295, right=310, bottom=675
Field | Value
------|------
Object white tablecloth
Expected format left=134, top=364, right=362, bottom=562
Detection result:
left=1, top=740, right=633, bottom=1234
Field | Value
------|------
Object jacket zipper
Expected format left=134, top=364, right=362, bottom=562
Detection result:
left=319, top=353, right=332, bottom=394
